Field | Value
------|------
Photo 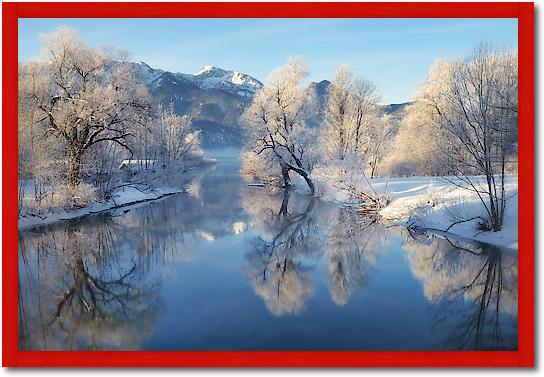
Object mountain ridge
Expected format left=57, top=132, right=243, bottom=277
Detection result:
left=131, top=62, right=263, bottom=99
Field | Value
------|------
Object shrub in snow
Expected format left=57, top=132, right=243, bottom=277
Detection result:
left=381, top=156, right=419, bottom=177
left=55, top=183, right=98, bottom=209
left=313, top=159, right=373, bottom=198
left=424, top=181, right=438, bottom=207
left=310, top=158, right=390, bottom=216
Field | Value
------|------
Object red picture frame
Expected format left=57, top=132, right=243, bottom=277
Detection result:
left=2, top=1, right=534, bottom=367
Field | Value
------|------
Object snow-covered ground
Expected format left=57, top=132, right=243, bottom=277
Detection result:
left=18, top=186, right=186, bottom=231
left=18, top=159, right=216, bottom=231
left=375, top=176, right=518, bottom=249
left=309, top=172, right=518, bottom=250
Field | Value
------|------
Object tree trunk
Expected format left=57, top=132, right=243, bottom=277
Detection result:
left=288, top=166, right=315, bottom=196
left=339, top=127, right=345, bottom=161
left=354, top=127, right=360, bottom=153
left=279, top=190, right=291, bottom=217
left=370, top=158, right=378, bottom=179
left=303, top=173, right=316, bottom=196
left=280, top=162, right=291, bottom=188
left=67, top=147, right=82, bottom=188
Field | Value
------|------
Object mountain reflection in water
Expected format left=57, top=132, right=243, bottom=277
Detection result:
left=18, top=154, right=517, bottom=351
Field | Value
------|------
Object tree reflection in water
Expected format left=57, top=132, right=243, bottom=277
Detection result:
left=18, top=180, right=518, bottom=351
left=242, top=188, right=517, bottom=350
left=242, top=188, right=387, bottom=314
left=243, top=190, right=318, bottom=316
left=402, top=229, right=517, bottom=350
left=322, top=207, right=386, bottom=306
left=18, top=197, right=202, bottom=350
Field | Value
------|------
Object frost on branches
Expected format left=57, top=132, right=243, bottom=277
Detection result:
left=18, top=27, right=207, bottom=222
left=386, top=43, right=518, bottom=232
left=241, top=43, right=518, bottom=236
left=242, top=58, right=318, bottom=194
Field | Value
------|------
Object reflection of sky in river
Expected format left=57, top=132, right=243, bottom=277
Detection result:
left=18, top=150, right=518, bottom=351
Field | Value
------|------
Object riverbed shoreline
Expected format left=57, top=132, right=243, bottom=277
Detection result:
left=289, top=174, right=519, bottom=250
left=18, top=159, right=216, bottom=232
left=18, top=188, right=188, bottom=232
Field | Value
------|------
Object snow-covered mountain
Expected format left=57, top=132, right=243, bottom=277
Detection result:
left=132, top=62, right=262, bottom=99
left=125, top=62, right=264, bottom=147
left=190, top=65, right=263, bottom=98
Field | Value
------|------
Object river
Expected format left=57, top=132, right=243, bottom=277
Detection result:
left=18, top=150, right=518, bottom=351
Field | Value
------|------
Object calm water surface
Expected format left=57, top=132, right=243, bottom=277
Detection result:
left=18, top=151, right=518, bottom=351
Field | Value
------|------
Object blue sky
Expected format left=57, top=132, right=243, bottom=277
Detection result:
left=18, top=18, right=517, bottom=104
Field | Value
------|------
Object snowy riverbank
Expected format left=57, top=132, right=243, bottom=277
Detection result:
left=376, top=176, right=518, bottom=249
left=308, top=173, right=518, bottom=250
left=18, top=186, right=185, bottom=231
left=18, top=159, right=216, bottom=231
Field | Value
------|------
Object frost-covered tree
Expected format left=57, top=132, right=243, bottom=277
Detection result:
left=242, top=57, right=317, bottom=194
left=386, top=59, right=456, bottom=177
left=351, top=76, right=381, bottom=154
left=365, top=113, right=395, bottom=178
left=18, top=63, right=65, bottom=211
left=318, top=66, right=381, bottom=174
left=20, top=27, right=150, bottom=188
left=153, top=103, right=201, bottom=166
left=320, top=66, right=354, bottom=161
left=409, top=43, right=518, bottom=231
left=385, top=97, right=445, bottom=176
